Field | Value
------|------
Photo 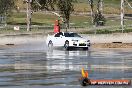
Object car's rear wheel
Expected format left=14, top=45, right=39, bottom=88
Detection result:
left=48, top=40, right=53, bottom=48
left=64, top=40, right=69, bottom=50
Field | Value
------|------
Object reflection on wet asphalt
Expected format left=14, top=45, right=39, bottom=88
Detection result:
left=0, top=42, right=131, bottom=88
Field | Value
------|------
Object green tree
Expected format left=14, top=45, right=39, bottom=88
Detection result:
left=0, top=0, right=15, bottom=15
left=93, top=12, right=106, bottom=26
left=31, top=0, right=74, bottom=30
left=57, top=0, right=74, bottom=30
left=31, top=0, right=57, bottom=11
left=88, top=0, right=94, bottom=24
left=88, top=0, right=106, bottom=26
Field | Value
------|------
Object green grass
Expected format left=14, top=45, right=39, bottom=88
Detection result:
left=81, top=27, right=132, bottom=34
left=0, top=27, right=51, bottom=35
left=0, top=0, right=130, bottom=34
left=8, top=11, right=127, bottom=27
left=7, top=12, right=56, bottom=25
left=16, top=0, right=132, bottom=14
left=75, top=0, right=132, bottom=14
left=14, top=0, right=132, bottom=25
left=7, top=12, right=92, bottom=27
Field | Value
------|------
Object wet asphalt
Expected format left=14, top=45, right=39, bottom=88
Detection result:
left=0, top=41, right=131, bottom=88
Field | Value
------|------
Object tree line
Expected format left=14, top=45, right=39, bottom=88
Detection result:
left=1, top=0, right=123, bottom=27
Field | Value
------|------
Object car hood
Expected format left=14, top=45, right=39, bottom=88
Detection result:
left=66, top=37, right=87, bottom=41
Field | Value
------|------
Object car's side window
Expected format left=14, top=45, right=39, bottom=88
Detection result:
left=54, top=32, right=63, bottom=37
left=55, top=33, right=60, bottom=37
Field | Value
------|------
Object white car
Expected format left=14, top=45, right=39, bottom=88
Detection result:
left=46, top=32, right=90, bottom=50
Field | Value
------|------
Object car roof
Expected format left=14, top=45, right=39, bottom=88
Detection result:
left=55, top=32, right=74, bottom=34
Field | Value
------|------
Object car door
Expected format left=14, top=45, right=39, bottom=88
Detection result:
left=53, top=32, right=63, bottom=46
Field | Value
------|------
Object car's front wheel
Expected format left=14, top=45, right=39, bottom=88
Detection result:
left=64, top=40, right=69, bottom=50
left=83, top=47, right=88, bottom=50
left=48, top=40, right=53, bottom=48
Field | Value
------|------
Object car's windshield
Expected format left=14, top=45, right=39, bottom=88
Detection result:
left=64, top=33, right=81, bottom=37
